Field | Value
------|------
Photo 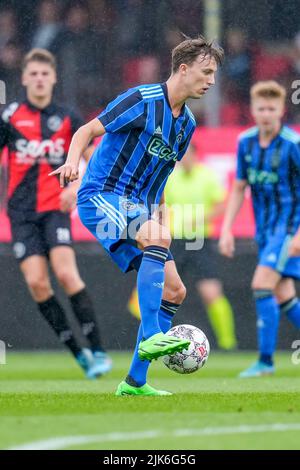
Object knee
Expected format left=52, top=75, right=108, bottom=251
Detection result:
left=274, top=280, right=296, bottom=305
left=251, top=279, right=273, bottom=291
left=275, top=285, right=296, bottom=304
left=164, top=280, right=186, bottom=304
left=251, top=279, right=259, bottom=291
left=137, top=224, right=172, bottom=250
left=159, top=232, right=172, bottom=250
left=196, top=279, right=222, bottom=304
left=55, top=269, right=81, bottom=291
left=25, top=275, right=52, bottom=301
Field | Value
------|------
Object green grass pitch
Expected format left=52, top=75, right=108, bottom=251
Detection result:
left=1, top=351, right=300, bottom=450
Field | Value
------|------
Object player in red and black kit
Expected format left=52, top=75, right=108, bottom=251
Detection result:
left=0, top=48, right=112, bottom=378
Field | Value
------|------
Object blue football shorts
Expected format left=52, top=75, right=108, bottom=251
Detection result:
left=78, top=191, right=151, bottom=272
left=258, top=232, right=300, bottom=280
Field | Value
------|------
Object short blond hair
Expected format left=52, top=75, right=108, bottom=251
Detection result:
left=250, top=80, right=286, bottom=102
left=22, top=48, right=56, bottom=71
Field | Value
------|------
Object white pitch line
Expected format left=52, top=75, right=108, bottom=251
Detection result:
left=173, top=423, right=300, bottom=437
left=7, top=423, right=300, bottom=450
left=7, top=431, right=161, bottom=450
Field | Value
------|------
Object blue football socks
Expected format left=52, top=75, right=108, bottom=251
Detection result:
left=253, top=289, right=280, bottom=366
left=137, top=245, right=169, bottom=339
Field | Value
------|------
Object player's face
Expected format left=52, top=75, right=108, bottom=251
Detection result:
left=22, top=61, right=57, bottom=99
left=182, top=55, right=217, bottom=99
left=251, top=97, right=284, bottom=133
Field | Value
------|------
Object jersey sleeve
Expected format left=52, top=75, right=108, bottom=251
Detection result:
left=236, top=139, right=247, bottom=180
left=290, top=140, right=300, bottom=169
left=98, top=89, right=145, bottom=133
left=0, top=113, right=10, bottom=149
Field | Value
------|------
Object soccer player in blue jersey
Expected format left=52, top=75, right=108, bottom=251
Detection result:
left=50, top=36, right=224, bottom=395
left=219, top=81, right=300, bottom=377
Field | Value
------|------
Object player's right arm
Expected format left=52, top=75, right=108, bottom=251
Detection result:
left=219, top=139, right=248, bottom=258
left=219, top=179, right=247, bottom=257
left=49, top=118, right=105, bottom=187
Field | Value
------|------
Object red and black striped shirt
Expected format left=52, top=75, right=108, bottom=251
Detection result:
left=0, top=99, right=83, bottom=214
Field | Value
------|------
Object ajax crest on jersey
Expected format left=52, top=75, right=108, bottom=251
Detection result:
left=121, top=199, right=137, bottom=211
left=163, top=324, right=210, bottom=374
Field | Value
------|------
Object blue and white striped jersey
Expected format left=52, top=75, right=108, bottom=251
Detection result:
left=78, top=83, right=196, bottom=212
left=236, top=125, right=300, bottom=244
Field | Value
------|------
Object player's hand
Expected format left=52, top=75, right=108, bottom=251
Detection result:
left=288, top=235, right=300, bottom=257
left=49, top=163, right=79, bottom=188
left=219, top=231, right=235, bottom=258
left=59, top=186, right=77, bottom=213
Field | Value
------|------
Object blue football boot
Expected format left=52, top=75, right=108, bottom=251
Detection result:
left=239, top=360, right=275, bottom=378
left=86, top=351, right=113, bottom=379
left=76, top=348, right=95, bottom=378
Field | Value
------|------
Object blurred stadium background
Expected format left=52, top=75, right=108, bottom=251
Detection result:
left=1, top=0, right=300, bottom=352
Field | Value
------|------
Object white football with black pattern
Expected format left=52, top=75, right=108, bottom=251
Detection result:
left=163, top=324, right=210, bottom=374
